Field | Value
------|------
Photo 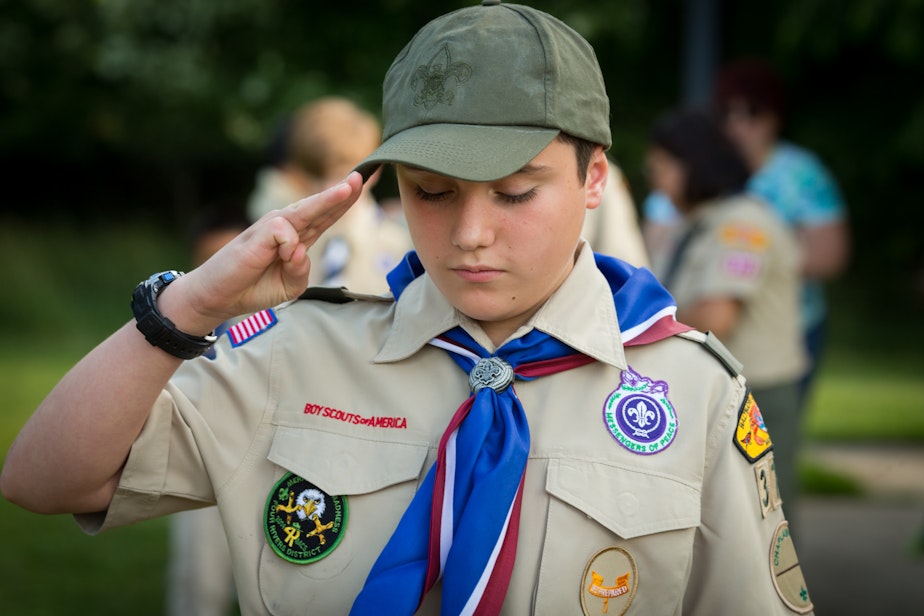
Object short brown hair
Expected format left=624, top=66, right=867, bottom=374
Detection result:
left=650, top=107, right=750, bottom=205
left=288, top=97, right=381, bottom=178
left=714, top=58, right=787, bottom=122
left=557, top=132, right=597, bottom=180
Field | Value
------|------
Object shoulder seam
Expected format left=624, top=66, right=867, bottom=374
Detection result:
left=298, top=286, right=394, bottom=304
left=677, top=330, right=743, bottom=377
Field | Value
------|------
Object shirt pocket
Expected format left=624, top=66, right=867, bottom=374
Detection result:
left=258, top=426, right=430, bottom=616
left=535, top=458, right=701, bottom=615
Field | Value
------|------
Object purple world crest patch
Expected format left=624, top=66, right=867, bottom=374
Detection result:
left=603, top=366, right=677, bottom=455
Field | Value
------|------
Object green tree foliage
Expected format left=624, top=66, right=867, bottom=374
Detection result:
left=723, top=0, right=924, bottom=280
left=1, top=0, right=921, bottom=285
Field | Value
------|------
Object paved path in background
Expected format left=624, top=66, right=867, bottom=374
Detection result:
left=805, top=442, right=924, bottom=498
left=795, top=443, right=924, bottom=615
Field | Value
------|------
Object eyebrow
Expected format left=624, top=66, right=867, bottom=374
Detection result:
left=515, top=162, right=552, bottom=176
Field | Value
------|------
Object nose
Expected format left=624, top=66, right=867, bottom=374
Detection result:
left=451, top=195, right=495, bottom=251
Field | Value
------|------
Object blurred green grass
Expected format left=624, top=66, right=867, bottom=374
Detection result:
left=805, top=352, right=924, bottom=442
left=0, top=217, right=921, bottom=614
left=0, top=219, right=187, bottom=615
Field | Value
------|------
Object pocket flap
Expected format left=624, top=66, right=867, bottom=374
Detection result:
left=268, top=426, right=430, bottom=495
left=546, top=458, right=700, bottom=539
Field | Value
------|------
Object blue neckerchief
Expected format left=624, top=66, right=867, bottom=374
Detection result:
left=352, top=250, right=682, bottom=615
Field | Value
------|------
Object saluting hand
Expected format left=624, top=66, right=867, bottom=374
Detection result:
left=160, top=172, right=365, bottom=333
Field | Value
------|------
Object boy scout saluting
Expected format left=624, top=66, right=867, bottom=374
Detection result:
left=1, top=2, right=813, bottom=615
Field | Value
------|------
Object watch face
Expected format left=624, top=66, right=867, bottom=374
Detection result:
left=152, top=270, right=181, bottom=289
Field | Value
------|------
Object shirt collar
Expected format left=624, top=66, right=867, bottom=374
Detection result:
left=374, top=240, right=626, bottom=369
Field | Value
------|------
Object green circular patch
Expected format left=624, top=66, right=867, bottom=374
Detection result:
left=264, top=472, right=348, bottom=564
left=769, top=521, right=813, bottom=613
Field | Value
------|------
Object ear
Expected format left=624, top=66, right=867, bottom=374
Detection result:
left=584, top=147, right=609, bottom=211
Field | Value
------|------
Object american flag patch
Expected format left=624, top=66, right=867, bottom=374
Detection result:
left=227, top=308, right=278, bottom=347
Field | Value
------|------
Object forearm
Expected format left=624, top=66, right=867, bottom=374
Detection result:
left=677, top=297, right=740, bottom=341
left=1, top=274, right=226, bottom=514
left=1, top=174, right=364, bottom=515
left=798, top=221, right=850, bottom=280
left=0, top=321, right=183, bottom=513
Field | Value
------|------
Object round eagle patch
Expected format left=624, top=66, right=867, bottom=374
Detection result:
left=264, top=472, right=348, bottom=564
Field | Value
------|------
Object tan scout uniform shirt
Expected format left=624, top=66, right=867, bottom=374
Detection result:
left=78, top=244, right=812, bottom=615
left=655, top=195, right=808, bottom=388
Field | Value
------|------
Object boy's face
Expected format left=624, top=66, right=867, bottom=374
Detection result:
left=396, top=138, right=607, bottom=345
left=646, top=146, right=687, bottom=210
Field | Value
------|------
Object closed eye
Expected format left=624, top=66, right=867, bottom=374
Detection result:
left=497, top=189, right=537, bottom=204
left=414, top=186, right=451, bottom=202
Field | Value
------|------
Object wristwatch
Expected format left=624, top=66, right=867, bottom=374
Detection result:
left=131, top=270, right=217, bottom=360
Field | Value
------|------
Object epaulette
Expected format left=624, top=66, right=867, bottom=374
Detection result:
left=298, top=286, right=395, bottom=304
left=677, top=330, right=743, bottom=377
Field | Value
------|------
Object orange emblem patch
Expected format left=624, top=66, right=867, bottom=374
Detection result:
left=720, top=224, right=769, bottom=251
left=734, top=392, right=773, bottom=462
left=581, top=547, right=638, bottom=615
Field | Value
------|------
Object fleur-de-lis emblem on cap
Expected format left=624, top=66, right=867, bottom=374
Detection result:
left=411, top=44, right=472, bottom=110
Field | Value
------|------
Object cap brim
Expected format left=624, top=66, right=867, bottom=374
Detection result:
left=354, top=123, right=559, bottom=182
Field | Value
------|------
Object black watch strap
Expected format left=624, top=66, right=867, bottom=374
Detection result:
left=131, top=271, right=217, bottom=360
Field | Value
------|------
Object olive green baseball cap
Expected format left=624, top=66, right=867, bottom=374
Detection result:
left=355, top=0, right=611, bottom=182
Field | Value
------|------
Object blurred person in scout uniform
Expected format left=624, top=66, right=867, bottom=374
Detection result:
left=582, top=160, right=651, bottom=267
left=383, top=153, right=653, bottom=269
left=714, top=58, right=850, bottom=407
left=248, top=95, right=412, bottom=292
left=167, top=98, right=413, bottom=616
left=643, top=58, right=850, bottom=412
left=166, top=207, right=249, bottom=616
left=646, top=106, right=808, bottom=514
left=2, top=3, right=813, bottom=614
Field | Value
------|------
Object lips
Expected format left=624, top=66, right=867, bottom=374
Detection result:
left=452, top=266, right=502, bottom=283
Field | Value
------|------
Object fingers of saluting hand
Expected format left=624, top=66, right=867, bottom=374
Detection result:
left=275, top=172, right=365, bottom=249
left=188, top=172, right=366, bottom=320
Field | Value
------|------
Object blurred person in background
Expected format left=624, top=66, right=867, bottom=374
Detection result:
left=582, top=160, right=650, bottom=267
left=167, top=206, right=249, bottom=616
left=167, top=98, right=412, bottom=616
left=188, top=207, right=251, bottom=281
left=715, top=58, right=850, bottom=407
left=248, top=96, right=411, bottom=293
left=646, top=107, right=808, bottom=514
left=642, top=58, right=850, bottom=411
left=245, top=115, right=297, bottom=223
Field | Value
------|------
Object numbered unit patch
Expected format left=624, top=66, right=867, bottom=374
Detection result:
left=754, top=452, right=784, bottom=516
